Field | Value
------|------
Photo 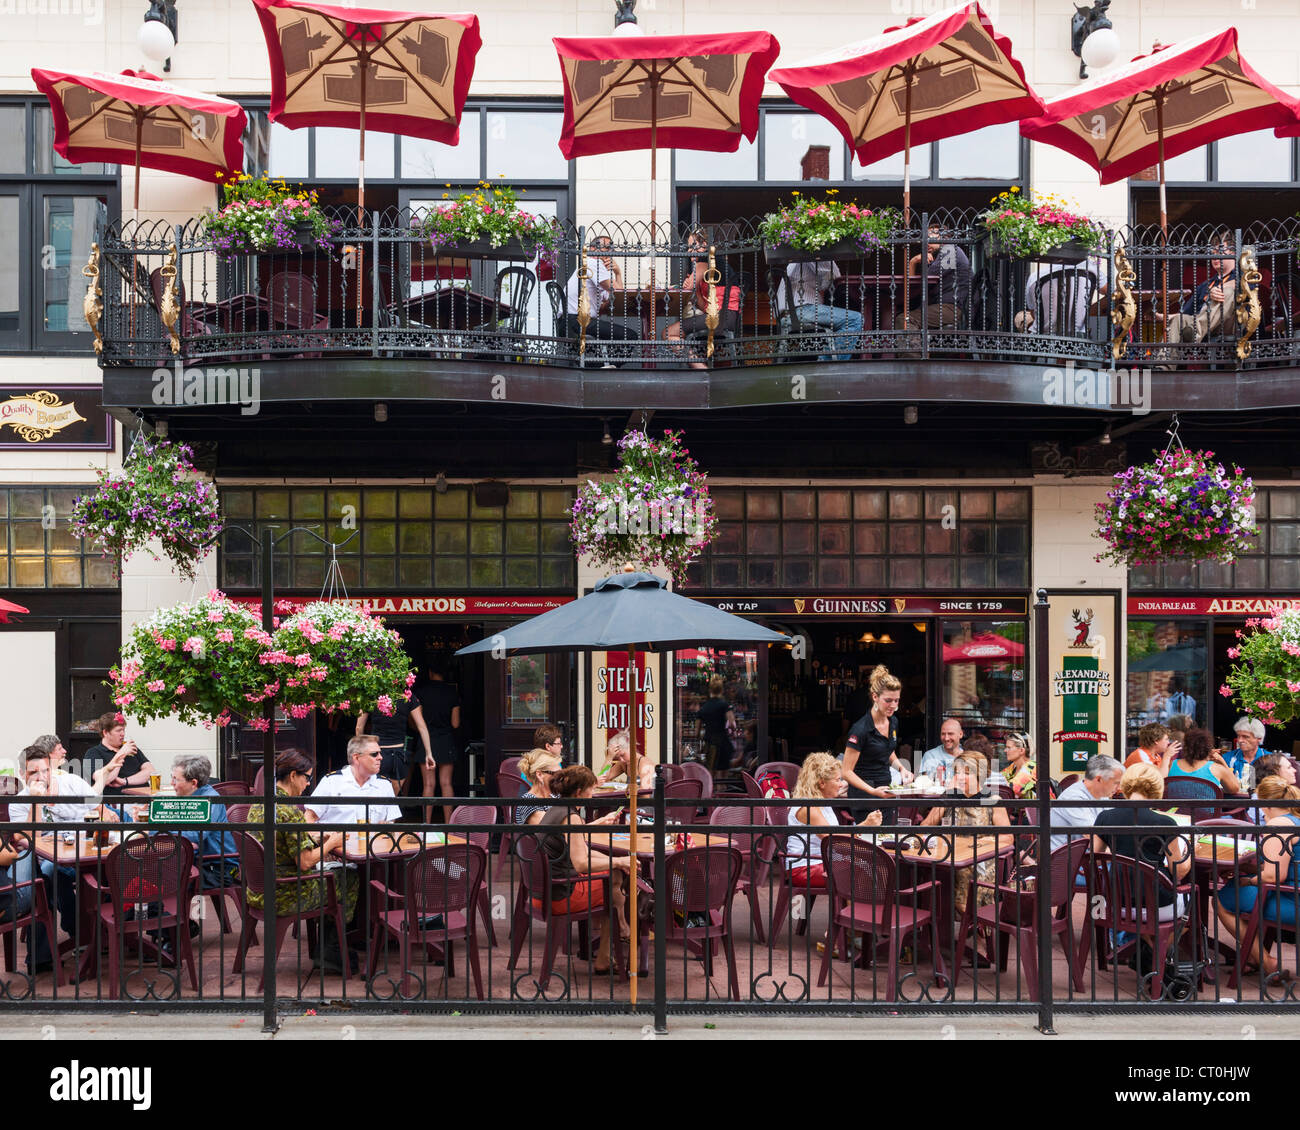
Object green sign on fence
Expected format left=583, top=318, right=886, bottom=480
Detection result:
left=148, top=797, right=211, bottom=825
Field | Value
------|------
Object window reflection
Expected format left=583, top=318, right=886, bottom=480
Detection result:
left=1217, top=129, right=1291, bottom=182
left=1125, top=620, right=1206, bottom=747
left=403, top=129, right=481, bottom=180
left=43, top=195, right=105, bottom=332
left=764, top=113, right=844, bottom=181
left=938, top=123, right=1019, bottom=180
left=484, top=112, right=567, bottom=180
left=676, top=135, right=757, bottom=181
left=269, top=121, right=309, bottom=177
left=315, top=126, right=395, bottom=178
left=941, top=620, right=1027, bottom=748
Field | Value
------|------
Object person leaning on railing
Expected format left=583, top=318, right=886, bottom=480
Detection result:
left=784, top=752, right=883, bottom=890
left=1214, top=775, right=1300, bottom=983
left=247, top=749, right=360, bottom=975
left=919, top=751, right=1010, bottom=919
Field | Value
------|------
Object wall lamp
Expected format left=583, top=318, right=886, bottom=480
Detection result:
left=139, top=1, right=179, bottom=73
left=1071, top=1, right=1120, bottom=80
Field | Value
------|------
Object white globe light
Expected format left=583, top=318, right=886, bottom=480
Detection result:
left=138, top=18, right=176, bottom=64
left=612, top=21, right=644, bottom=36
left=1081, top=27, right=1122, bottom=72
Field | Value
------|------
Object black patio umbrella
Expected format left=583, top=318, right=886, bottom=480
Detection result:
left=1127, top=644, right=1206, bottom=673
left=457, top=568, right=789, bottom=1003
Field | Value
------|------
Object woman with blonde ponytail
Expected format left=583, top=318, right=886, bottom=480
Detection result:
left=842, top=665, right=913, bottom=801
left=1216, top=775, right=1300, bottom=980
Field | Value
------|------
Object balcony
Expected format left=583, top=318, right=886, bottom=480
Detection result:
left=92, top=209, right=1300, bottom=416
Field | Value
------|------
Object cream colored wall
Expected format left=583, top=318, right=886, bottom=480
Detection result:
left=0, top=630, right=57, bottom=758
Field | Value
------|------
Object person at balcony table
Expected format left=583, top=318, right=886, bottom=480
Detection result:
left=1215, top=775, right=1300, bottom=982
left=1167, top=726, right=1242, bottom=795
left=563, top=234, right=638, bottom=363
left=775, top=258, right=863, bottom=362
left=1124, top=722, right=1179, bottom=773
left=83, top=711, right=156, bottom=797
left=534, top=765, right=634, bottom=975
left=247, top=749, right=359, bottom=975
left=698, top=674, right=737, bottom=773
left=1012, top=259, right=1104, bottom=335
left=919, top=717, right=963, bottom=783
left=356, top=691, right=433, bottom=805
left=1154, top=228, right=1237, bottom=365
left=1247, top=755, right=1296, bottom=824
left=893, top=223, right=972, bottom=349
left=1227, top=716, right=1273, bottom=791
left=1001, top=731, right=1037, bottom=799
left=664, top=229, right=743, bottom=369
left=919, top=751, right=1010, bottom=918
left=596, top=729, right=654, bottom=791
left=785, top=753, right=883, bottom=890
left=305, top=735, right=401, bottom=827
left=842, top=665, right=913, bottom=802
left=414, top=659, right=463, bottom=823
left=1091, top=763, right=1192, bottom=923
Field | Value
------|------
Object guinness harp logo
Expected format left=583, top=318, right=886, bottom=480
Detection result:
left=794, top=598, right=806, bottom=614
left=893, top=598, right=907, bottom=613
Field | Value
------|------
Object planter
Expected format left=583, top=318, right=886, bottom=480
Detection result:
left=431, top=235, right=535, bottom=262
left=764, top=238, right=872, bottom=267
left=979, top=232, right=1093, bottom=264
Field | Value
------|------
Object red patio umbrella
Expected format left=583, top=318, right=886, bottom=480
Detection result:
left=768, top=2, right=1042, bottom=227
left=1020, top=28, right=1300, bottom=242
left=553, top=29, right=778, bottom=339
left=251, top=0, right=482, bottom=223
left=0, top=598, right=30, bottom=624
left=30, top=67, right=248, bottom=212
left=942, top=632, right=1024, bottom=663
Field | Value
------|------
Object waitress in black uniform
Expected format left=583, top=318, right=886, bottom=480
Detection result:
left=842, top=665, right=914, bottom=804
left=356, top=694, right=433, bottom=806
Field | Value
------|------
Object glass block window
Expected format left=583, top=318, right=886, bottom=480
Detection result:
left=1129, top=486, right=1291, bottom=591
left=682, top=486, right=1030, bottom=591
left=218, top=485, right=575, bottom=592
left=0, top=486, right=119, bottom=588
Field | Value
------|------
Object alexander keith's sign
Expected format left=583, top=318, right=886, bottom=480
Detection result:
left=0, top=387, right=111, bottom=449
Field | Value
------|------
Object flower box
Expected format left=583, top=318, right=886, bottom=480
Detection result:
left=979, top=232, right=1092, bottom=264
left=430, top=235, right=535, bottom=262
left=764, top=238, right=871, bottom=267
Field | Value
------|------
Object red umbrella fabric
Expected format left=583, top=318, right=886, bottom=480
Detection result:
left=30, top=68, right=247, bottom=208
left=1021, top=29, right=1300, bottom=233
left=552, top=30, right=778, bottom=160
left=942, top=633, right=1024, bottom=662
left=768, top=3, right=1041, bottom=224
left=0, top=598, right=31, bottom=624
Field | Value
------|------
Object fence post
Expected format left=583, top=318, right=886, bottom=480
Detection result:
left=919, top=211, right=930, bottom=359
left=261, top=527, right=279, bottom=1034
left=1033, top=588, right=1055, bottom=1034
left=653, top=765, right=667, bottom=1034
left=371, top=209, right=381, bottom=357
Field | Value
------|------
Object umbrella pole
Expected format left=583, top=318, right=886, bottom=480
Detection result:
left=902, top=68, right=913, bottom=231
left=356, top=57, right=367, bottom=330
left=1156, top=94, right=1169, bottom=329
left=648, top=69, right=658, bottom=345
left=626, top=649, right=639, bottom=1005
left=131, top=113, right=143, bottom=339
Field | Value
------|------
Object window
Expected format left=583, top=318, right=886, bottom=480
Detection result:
left=218, top=485, right=576, bottom=592
left=0, top=99, right=117, bottom=353
left=682, top=486, right=1029, bottom=591
left=0, top=486, right=119, bottom=589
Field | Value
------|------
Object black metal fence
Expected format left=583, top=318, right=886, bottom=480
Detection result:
left=90, top=209, right=1300, bottom=373
left=2, top=780, right=1297, bottom=1025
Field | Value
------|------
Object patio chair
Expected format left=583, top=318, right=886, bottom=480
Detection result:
left=765, top=762, right=802, bottom=793
left=509, top=834, right=622, bottom=990
left=664, top=777, right=703, bottom=827
left=1163, top=776, right=1223, bottom=823
left=740, top=770, right=764, bottom=799
left=545, top=280, right=577, bottom=363
left=676, top=761, right=713, bottom=823
left=263, top=269, right=328, bottom=358
left=663, top=845, right=744, bottom=1000
left=709, top=804, right=775, bottom=943
left=475, top=265, right=536, bottom=360
left=212, top=781, right=252, bottom=797
left=448, top=804, right=499, bottom=946
left=499, top=756, right=522, bottom=779
left=950, top=837, right=1088, bottom=999
left=368, top=843, right=487, bottom=998
left=495, top=770, right=527, bottom=880
left=817, top=834, right=945, bottom=1000
left=230, top=831, right=349, bottom=992
left=0, top=840, right=65, bottom=987
left=84, top=832, right=199, bottom=994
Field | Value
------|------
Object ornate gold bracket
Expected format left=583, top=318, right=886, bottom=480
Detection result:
left=1110, top=243, right=1136, bottom=360
left=704, top=245, right=720, bottom=360
left=81, top=242, right=104, bottom=355
left=1236, top=245, right=1262, bottom=361
left=576, top=252, right=591, bottom=362
left=160, top=242, right=181, bottom=355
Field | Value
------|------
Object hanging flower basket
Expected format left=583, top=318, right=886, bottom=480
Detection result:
left=109, top=591, right=269, bottom=729
left=270, top=602, right=416, bottom=719
left=70, top=436, right=223, bottom=581
left=1093, top=447, right=1255, bottom=567
left=570, top=428, right=718, bottom=586
left=1223, top=608, right=1300, bottom=726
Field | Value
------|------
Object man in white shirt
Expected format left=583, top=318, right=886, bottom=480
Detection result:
left=562, top=235, right=639, bottom=362
left=305, top=734, right=402, bottom=826
left=9, top=745, right=124, bottom=825
left=919, top=718, right=963, bottom=781
left=776, top=260, right=863, bottom=361
left=1050, top=755, right=1124, bottom=853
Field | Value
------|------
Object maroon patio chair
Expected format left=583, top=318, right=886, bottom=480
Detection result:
left=263, top=269, right=328, bottom=358
left=765, top=762, right=803, bottom=792
left=1075, top=849, right=1192, bottom=1000
left=495, top=770, right=527, bottom=880
left=225, top=803, right=253, bottom=827
left=231, top=831, right=349, bottom=991
left=509, top=833, right=623, bottom=990
left=950, top=838, right=1088, bottom=999
left=84, top=832, right=198, bottom=994
left=0, top=839, right=65, bottom=987
left=499, top=756, right=522, bottom=779
left=1163, top=776, right=1223, bottom=824
left=740, top=771, right=764, bottom=799
left=708, top=804, right=774, bottom=943
left=449, top=804, right=498, bottom=946
left=663, top=845, right=744, bottom=1000
left=1056, top=774, right=1080, bottom=793
left=817, top=834, right=945, bottom=1000
left=664, top=777, right=703, bottom=827
left=660, top=763, right=686, bottom=785
left=676, top=762, right=713, bottom=822
left=212, top=781, right=252, bottom=797
left=764, top=832, right=825, bottom=941
left=368, top=843, right=487, bottom=999
left=1193, top=817, right=1257, bottom=979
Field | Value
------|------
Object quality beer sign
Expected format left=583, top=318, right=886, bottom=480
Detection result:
left=1047, top=595, right=1119, bottom=772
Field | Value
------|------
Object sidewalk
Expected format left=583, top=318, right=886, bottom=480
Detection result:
left=1, top=1012, right=1293, bottom=1040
